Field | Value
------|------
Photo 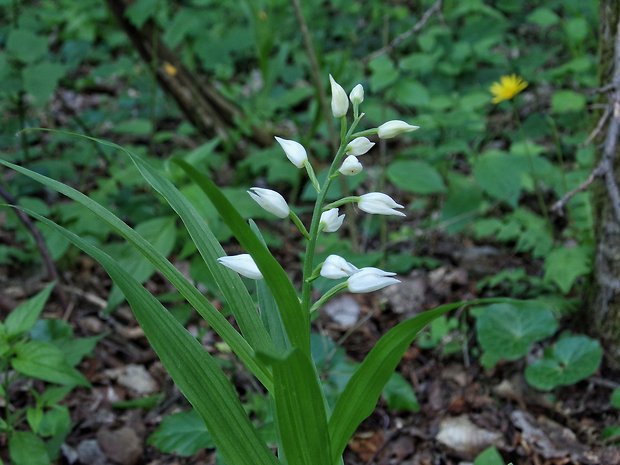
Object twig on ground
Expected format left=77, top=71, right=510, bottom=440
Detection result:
left=363, top=0, right=443, bottom=63
left=0, top=184, right=68, bottom=307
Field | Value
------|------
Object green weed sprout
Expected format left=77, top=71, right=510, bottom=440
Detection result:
left=1, top=75, right=507, bottom=465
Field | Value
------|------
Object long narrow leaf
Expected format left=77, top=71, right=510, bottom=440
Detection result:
left=20, top=209, right=278, bottom=465
left=174, top=159, right=310, bottom=353
left=260, top=349, right=331, bottom=465
left=0, top=160, right=272, bottom=389
left=327, top=298, right=513, bottom=464
left=121, top=150, right=273, bottom=354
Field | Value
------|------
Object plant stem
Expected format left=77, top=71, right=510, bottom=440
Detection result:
left=309, top=282, right=348, bottom=314
left=301, top=116, right=360, bottom=312
left=511, top=103, right=550, bottom=223
left=289, top=210, right=310, bottom=239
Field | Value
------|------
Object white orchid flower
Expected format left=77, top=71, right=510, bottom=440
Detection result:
left=377, top=120, right=419, bottom=139
left=248, top=187, right=290, bottom=219
left=347, top=267, right=400, bottom=293
left=274, top=136, right=308, bottom=168
left=358, top=192, right=405, bottom=217
left=319, top=208, right=345, bottom=233
left=217, top=254, right=263, bottom=280
left=320, top=255, right=359, bottom=279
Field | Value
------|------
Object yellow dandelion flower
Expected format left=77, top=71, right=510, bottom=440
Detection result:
left=489, top=74, right=528, bottom=104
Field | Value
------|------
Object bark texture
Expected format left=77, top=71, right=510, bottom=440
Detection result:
left=592, top=0, right=620, bottom=365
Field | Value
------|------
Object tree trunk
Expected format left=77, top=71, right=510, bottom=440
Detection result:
left=592, top=0, right=620, bottom=365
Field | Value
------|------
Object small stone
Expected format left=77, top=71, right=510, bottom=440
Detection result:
left=324, top=295, right=360, bottom=327
left=97, top=426, right=143, bottom=465
left=76, top=439, right=107, bottom=465
left=116, top=364, right=158, bottom=395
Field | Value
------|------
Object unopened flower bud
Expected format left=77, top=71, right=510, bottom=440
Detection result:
left=319, top=208, right=345, bottom=233
left=347, top=267, right=400, bottom=293
left=346, top=137, right=374, bottom=156
left=339, top=155, right=363, bottom=176
left=349, top=84, right=364, bottom=106
left=248, top=187, right=290, bottom=218
left=329, top=74, right=349, bottom=118
left=274, top=136, right=308, bottom=168
left=321, top=255, right=358, bottom=279
left=217, top=254, right=263, bottom=280
left=358, top=192, right=405, bottom=216
left=377, top=120, right=419, bottom=139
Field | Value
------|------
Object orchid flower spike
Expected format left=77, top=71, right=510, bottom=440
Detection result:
left=347, top=267, right=400, bottom=293
left=217, top=254, right=263, bottom=280
left=329, top=74, right=349, bottom=118
left=358, top=192, right=405, bottom=216
left=349, top=84, right=364, bottom=106
left=320, top=255, right=359, bottom=279
left=377, top=120, right=420, bottom=139
left=346, top=137, right=375, bottom=156
left=319, top=208, right=345, bottom=233
left=339, top=155, right=363, bottom=176
left=248, top=187, right=290, bottom=219
left=274, top=136, right=308, bottom=168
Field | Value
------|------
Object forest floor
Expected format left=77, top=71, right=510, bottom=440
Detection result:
left=3, top=230, right=619, bottom=465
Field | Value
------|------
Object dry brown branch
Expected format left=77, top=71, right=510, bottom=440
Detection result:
left=363, top=0, right=443, bottom=63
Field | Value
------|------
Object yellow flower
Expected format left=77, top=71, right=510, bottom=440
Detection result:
left=490, top=74, right=528, bottom=104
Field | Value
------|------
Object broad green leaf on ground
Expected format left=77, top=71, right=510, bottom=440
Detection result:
left=383, top=372, right=420, bottom=412
left=5, top=283, right=54, bottom=337
left=475, top=302, right=557, bottom=369
left=0, top=157, right=272, bottom=390
left=525, top=335, right=602, bottom=391
left=474, top=446, right=505, bottom=465
left=148, top=410, right=214, bottom=456
left=11, top=340, right=89, bottom=386
left=543, top=245, right=592, bottom=293
left=387, top=160, right=446, bottom=194
left=6, top=29, right=47, bottom=63
left=9, top=431, right=50, bottom=465
left=22, top=62, right=66, bottom=103
left=551, top=90, right=586, bottom=114
left=473, top=150, right=523, bottom=206
left=23, top=210, right=278, bottom=465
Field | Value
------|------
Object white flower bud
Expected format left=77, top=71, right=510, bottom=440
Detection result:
left=319, top=208, right=345, bottom=233
left=358, top=192, right=405, bottom=217
left=338, top=155, right=363, bottom=176
left=346, top=137, right=375, bottom=156
left=349, top=84, right=364, bottom=106
left=274, top=136, right=308, bottom=168
left=217, top=254, right=263, bottom=280
left=329, top=74, right=349, bottom=118
left=321, top=255, right=359, bottom=279
left=248, top=187, right=290, bottom=218
left=347, top=267, right=400, bottom=293
left=377, top=120, right=420, bottom=139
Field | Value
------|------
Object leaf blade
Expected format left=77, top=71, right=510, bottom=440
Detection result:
left=23, top=210, right=279, bottom=465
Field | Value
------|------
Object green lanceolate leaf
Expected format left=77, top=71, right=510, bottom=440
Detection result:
left=5, top=282, right=55, bottom=337
left=22, top=210, right=278, bottom=465
left=11, top=340, right=89, bottom=387
left=174, top=159, right=310, bottom=354
left=122, top=149, right=273, bottom=354
left=250, top=220, right=289, bottom=351
left=0, top=158, right=272, bottom=390
left=148, top=410, right=214, bottom=456
left=327, top=298, right=512, bottom=464
left=260, top=348, right=331, bottom=465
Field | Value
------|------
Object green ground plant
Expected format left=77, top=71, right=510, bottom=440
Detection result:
left=0, top=284, right=99, bottom=465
